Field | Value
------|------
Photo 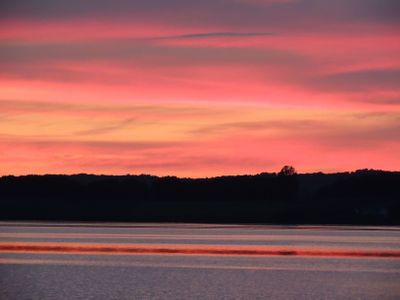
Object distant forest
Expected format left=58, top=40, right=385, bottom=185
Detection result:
left=0, top=167, right=399, bottom=225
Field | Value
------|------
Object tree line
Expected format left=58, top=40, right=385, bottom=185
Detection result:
left=0, top=168, right=399, bottom=225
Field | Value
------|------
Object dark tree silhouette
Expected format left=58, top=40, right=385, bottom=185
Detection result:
left=279, top=165, right=297, bottom=176
left=0, top=170, right=399, bottom=224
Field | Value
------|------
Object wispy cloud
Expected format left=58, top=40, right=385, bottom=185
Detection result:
left=157, top=32, right=275, bottom=39
left=75, top=118, right=137, bottom=136
left=312, top=68, right=400, bottom=91
left=0, top=100, right=229, bottom=117
left=190, top=119, right=319, bottom=135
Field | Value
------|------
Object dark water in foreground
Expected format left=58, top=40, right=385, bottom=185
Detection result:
left=1, top=222, right=400, bottom=299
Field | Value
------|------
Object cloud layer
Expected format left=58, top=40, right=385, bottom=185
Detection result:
left=0, top=0, right=399, bottom=176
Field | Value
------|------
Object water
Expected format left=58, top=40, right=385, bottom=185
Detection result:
left=1, top=222, right=400, bottom=299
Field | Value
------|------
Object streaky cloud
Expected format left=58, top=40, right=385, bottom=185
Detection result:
left=313, top=68, right=400, bottom=91
left=157, top=31, right=275, bottom=39
left=75, top=118, right=137, bottom=136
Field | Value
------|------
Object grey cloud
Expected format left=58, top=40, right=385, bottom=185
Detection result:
left=189, top=115, right=400, bottom=149
left=158, top=32, right=275, bottom=39
left=2, top=139, right=189, bottom=151
left=64, top=153, right=274, bottom=174
left=0, top=99, right=74, bottom=112
left=352, top=112, right=392, bottom=119
left=292, top=116, right=400, bottom=149
left=190, top=119, right=323, bottom=135
left=0, top=39, right=298, bottom=65
left=0, top=100, right=229, bottom=117
left=75, top=118, right=136, bottom=136
left=313, top=124, right=400, bottom=149
left=356, top=96, right=400, bottom=106
left=1, top=0, right=398, bottom=29
left=0, top=39, right=305, bottom=84
left=312, top=69, right=400, bottom=91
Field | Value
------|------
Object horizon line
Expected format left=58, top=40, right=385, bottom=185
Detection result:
left=2, top=168, right=399, bottom=180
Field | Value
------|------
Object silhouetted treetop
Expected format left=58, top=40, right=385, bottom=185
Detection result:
left=279, top=165, right=297, bottom=176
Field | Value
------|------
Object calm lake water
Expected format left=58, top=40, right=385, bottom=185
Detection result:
left=1, top=222, right=400, bottom=299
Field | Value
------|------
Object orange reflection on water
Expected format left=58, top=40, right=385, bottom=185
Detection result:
left=1, top=242, right=399, bottom=258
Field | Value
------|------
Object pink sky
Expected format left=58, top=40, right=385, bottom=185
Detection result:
left=1, top=0, right=399, bottom=177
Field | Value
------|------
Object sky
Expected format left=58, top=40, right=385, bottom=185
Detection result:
left=0, top=0, right=399, bottom=177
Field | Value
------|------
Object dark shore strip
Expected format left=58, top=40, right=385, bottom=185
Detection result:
left=2, top=222, right=400, bottom=232
left=1, top=243, right=400, bottom=258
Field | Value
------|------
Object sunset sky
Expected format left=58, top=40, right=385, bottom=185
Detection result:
left=1, top=0, right=399, bottom=177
